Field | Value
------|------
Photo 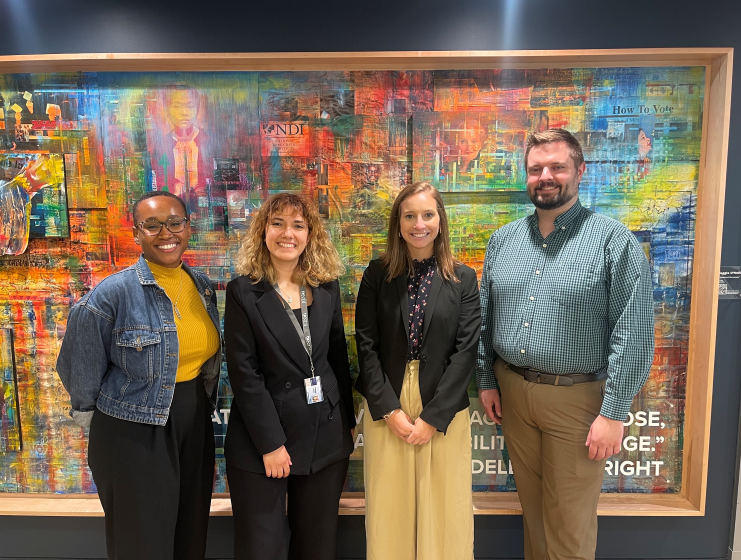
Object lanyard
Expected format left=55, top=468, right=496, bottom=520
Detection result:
left=274, top=283, right=315, bottom=378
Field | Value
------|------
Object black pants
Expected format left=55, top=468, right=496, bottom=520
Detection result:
left=227, top=456, right=350, bottom=560
left=88, top=376, right=215, bottom=560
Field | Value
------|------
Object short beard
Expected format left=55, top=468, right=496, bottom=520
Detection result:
left=529, top=182, right=577, bottom=210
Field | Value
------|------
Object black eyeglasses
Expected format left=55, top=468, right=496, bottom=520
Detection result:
left=137, top=217, right=189, bottom=236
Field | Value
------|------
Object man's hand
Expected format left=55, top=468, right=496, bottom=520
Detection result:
left=385, top=409, right=415, bottom=440
left=407, top=418, right=436, bottom=445
left=586, top=415, right=624, bottom=460
left=263, top=445, right=292, bottom=478
left=479, top=388, right=502, bottom=424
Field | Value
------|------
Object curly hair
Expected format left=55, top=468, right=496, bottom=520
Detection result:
left=235, top=193, right=344, bottom=286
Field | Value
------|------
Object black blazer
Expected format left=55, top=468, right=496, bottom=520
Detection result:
left=355, top=258, right=481, bottom=433
left=224, top=277, right=355, bottom=476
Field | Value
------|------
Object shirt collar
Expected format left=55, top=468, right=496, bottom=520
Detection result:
left=529, top=198, right=586, bottom=233
left=553, top=199, right=586, bottom=229
left=412, top=255, right=436, bottom=272
left=135, top=254, right=158, bottom=285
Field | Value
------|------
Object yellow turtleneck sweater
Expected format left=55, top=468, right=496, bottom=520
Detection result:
left=147, top=260, right=220, bottom=383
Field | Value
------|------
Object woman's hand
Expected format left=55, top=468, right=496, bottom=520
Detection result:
left=407, top=418, right=437, bottom=445
left=263, top=445, right=292, bottom=478
left=385, top=409, right=415, bottom=440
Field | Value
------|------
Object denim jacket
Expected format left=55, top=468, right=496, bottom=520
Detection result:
left=56, top=255, right=222, bottom=428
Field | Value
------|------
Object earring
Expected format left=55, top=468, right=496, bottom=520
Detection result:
left=399, top=231, right=402, bottom=238
left=135, top=239, right=140, bottom=244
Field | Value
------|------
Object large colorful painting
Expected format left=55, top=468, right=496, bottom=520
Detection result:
left=0, top=328, right=21, bottom=454
left=0, top=67, right=704, bottom=495
left=0, top=152, right=69, bottom=255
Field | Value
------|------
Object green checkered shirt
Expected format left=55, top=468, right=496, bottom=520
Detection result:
left=476, top=199, right=654, bottom=421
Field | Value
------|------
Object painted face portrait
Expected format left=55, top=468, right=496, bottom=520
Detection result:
left=638, top=128, right=653, bottom=159
left=445, top=116, right=487, bottom=171
left=167, top=89, right=199, bottom=133
left=457, top=131, right=482, bottom=162
left=364, top=164, right=380, bottom=187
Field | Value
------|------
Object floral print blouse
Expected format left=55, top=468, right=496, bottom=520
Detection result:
left=407, top=256, right=436, bottom=361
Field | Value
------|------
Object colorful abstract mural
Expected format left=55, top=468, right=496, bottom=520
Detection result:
left=0, top=67, right=704, bottom=495
left=0, top=328, right=21, bottom=454
left=0, top=152, right=69, bottom=255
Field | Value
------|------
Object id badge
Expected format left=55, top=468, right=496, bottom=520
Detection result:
left=304, top=376, right=324, bottom=404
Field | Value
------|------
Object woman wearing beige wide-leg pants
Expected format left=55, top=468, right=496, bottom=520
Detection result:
left=354, top=182, right=481, bottom=560
left=363, top=361, right=473, bottom=560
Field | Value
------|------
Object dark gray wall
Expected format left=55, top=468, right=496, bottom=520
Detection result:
left=0, top=1, right=739, bottom=558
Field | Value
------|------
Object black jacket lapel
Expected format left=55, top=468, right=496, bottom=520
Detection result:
left=254, top=281, right=312, bottom=373
left=396, top=273, right=410, bottom=339
left=308, top=285, right=330, bottom=357
left=421, top=272, right=443, bottom=341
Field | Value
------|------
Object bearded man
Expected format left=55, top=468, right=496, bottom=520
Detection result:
left=477, top=128, right=654, bottom=560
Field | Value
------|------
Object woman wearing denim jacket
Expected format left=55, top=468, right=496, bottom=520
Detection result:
left=56, top=191, right=222, bottom=560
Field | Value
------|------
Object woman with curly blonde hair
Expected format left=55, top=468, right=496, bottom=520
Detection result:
left=224, top=192, right=355, bottom=560
left=234, top=192, right=344, bottom=286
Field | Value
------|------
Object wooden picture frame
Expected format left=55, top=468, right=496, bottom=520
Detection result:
left=0, top=48, right=731, bottom=517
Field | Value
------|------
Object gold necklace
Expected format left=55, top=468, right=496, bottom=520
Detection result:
left=172, top=269, right=184, bottom=319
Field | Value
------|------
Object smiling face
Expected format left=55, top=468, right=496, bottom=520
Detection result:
left=526, top=141, right=585, bottom=211
left=399, top=191, right=440, bottom=261
left=133, top=196, right=191, bottom=268
left=364, top=164, right=380, bottom=187
left=264, top=208, right=309, bottom=269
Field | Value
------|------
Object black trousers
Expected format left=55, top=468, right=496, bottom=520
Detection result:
left=227, top=456, right=350, bottom=560
left=88, top=376, right=215, bottom=560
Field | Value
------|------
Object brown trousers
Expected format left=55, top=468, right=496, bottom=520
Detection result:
left=496, top=358, right=607, bottom=560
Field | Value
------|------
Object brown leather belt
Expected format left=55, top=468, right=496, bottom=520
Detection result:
left=507, top=363, right=607, bottom=386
